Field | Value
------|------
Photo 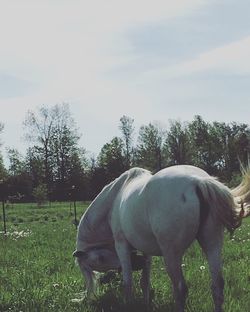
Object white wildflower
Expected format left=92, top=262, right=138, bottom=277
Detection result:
left=53, top=283, right=60, bottom=288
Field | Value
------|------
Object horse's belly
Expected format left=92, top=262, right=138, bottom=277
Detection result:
left=126, top=232, right=162, bottom=255
left=120, top=200, right=162, bottom=255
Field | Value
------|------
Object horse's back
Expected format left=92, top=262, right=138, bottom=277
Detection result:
left=155, top=164, right=210, bottom=179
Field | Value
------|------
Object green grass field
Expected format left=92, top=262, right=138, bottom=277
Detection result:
left=0, top=202, right=249, bottom=312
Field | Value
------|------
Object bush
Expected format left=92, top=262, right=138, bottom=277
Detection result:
left=228, top=172, right=242, bottom=188
left=32, top=184, right=48, bottom=207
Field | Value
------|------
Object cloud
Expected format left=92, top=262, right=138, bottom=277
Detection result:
left=0, top=1, right=207, bottom=113
left=0, top=74, right=36, bottom=99
left=143, top=35, right=250, bottom=82
left=0, top=0, right=206, bottom=86
left=175, top=36, right=250, bottom=75
left=109, top=0, right=250, bottom=80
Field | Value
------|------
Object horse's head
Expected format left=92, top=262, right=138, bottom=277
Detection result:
left=73, top=247, right=121, bottom=294
left=73, top=247, right=121, bottom=272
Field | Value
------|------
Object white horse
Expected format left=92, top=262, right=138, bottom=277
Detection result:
left=73, top=165, right=245, bottom=312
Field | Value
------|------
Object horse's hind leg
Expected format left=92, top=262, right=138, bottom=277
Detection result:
left=197, top=222, right=224, bottom=312
left=162, top=251, right=188, bottom=312
left=140, top=254, right=152, bottom=304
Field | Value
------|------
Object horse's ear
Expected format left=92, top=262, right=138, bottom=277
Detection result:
left=73, top=250, right=87, bottom=258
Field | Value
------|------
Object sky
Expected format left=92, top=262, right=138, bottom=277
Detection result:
left=1, top=0, right=250, bottom=163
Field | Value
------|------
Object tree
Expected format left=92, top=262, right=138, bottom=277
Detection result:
left=32, top=183, right=48, bottom=207
left=7, top=148, right=25, bottom=176
left=188, top=115, right=214, bottom=171
left=211, top=122, right=250, bottom=179
left=25, top=147, right=45, bottom=188
left=98, top=137, right=126, bottom=182
left=0, top=155, right=6, bottom=182
left=6, top=148, right=32, bottom=201
left=135, top=122, right=166, bottom=171
left=226, top=122, right=250, bottom=171
left=164, top=120, right=191, bottom=165
left=50, top=107, right=80, bottom=184
left=55, top=148, right=89, bottom=201
left=23, top=103, right=84, bottom=200
left=23, top=105, right=56, bottom=189
left=119, top=115, right=135, bottom=168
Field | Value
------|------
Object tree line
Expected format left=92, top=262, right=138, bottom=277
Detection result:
left=0, top=103, right=249, bottom=203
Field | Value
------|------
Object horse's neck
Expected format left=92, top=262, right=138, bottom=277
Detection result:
left=89, top=174, right=128, bottom=221
left=78, top=168, right=151, bottom=248
left=86, top=168, right=150, bottom=225
left=78, top=173, right=129, bottom=244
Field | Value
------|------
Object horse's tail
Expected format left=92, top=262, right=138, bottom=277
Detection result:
left=196, top=177, right=241, bottom=233
left=231, top=166, right=250, bottom=207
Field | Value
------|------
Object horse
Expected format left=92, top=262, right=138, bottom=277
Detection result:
left=73, top=165, right=246, bottom=312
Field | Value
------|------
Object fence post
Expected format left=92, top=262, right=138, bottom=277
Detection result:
left=2, top=199, right=6, bottom=235
left=71, top=185, right=78, bottom=229
left=0, top=179, right=7, bottom=235
left=73, top=200, right=77, bottom=228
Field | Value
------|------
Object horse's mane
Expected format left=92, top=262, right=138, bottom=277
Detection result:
left=95, top=167, right=150, bottom=208
left=124, top=167, right=151, bottom=183
left=78, top=168, right=151, bottom=245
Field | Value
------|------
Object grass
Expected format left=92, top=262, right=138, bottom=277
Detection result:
left=0, top=202, right=249, bottom=311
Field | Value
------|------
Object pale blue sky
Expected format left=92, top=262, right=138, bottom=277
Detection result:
left=1, top=0, right=250, bottom=162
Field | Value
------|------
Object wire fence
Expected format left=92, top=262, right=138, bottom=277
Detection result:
left=1, top=200, right=90, bottom=236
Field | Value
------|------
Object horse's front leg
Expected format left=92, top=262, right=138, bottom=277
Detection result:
left=114, top=238, right=133, bottom=303
left=140, top=254, right=152, bottom=305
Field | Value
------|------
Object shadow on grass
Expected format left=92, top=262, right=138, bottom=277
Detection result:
left=85, top=289, right=175, bottom=312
